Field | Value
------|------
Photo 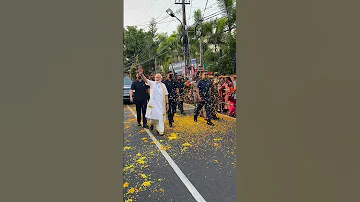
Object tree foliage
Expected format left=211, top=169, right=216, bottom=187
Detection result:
left=123, top=1, right=236, bottom=76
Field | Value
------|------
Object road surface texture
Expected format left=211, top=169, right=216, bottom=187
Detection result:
left=123, top=103, right=236, bottom=202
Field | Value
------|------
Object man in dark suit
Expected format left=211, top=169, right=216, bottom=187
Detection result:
left=130, top=73, right=149, bottom=128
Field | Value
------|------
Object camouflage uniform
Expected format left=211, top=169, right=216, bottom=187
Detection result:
left=209, top=79, right=219, bottom=119
left=192, top=80, right=206, bottom=118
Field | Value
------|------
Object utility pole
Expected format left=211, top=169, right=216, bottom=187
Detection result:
left=195, top=15, right=204, bottom=73
left=176, top=0, right=191, bottom=77
left=199, top=19, right=203, bottom=69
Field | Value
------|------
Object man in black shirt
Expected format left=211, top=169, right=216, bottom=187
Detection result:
left=194, top=71, right=215, bottom=126
left=130, top=73, right=150, bottom=128
left=162, top=71, right=179, bottom=127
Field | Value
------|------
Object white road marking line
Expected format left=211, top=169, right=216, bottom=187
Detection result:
left=126, top=105, right=207, bottom=202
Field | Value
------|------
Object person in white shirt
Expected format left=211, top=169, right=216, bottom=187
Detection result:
left=138, top=67, right=169, bottom=136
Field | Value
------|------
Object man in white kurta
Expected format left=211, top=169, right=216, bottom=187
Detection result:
left=139, top=72, right=169, bottom=135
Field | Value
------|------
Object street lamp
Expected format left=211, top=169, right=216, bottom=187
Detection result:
left=166, top=8, right=190, bottom=77
left=166, top=8, right=182, bottom=26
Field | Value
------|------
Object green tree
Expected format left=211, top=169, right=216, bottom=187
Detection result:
left=129, top=64, right=136, bottom=80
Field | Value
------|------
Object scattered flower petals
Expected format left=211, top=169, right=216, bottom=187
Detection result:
left=182, top=143, right=192, bottom=147
left=142, top=181, right=151, bottom=187
left=127, top=188, right=135, bottom=194
left=123, top=182, right=129, bottom=188
left=168, top=133, right=178, bottom=141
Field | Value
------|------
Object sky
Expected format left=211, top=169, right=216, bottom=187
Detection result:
left=124, top=0, right=222, bottom=35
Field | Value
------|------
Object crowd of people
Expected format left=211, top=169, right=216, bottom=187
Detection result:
left=129, top=65, right=236, bottom=136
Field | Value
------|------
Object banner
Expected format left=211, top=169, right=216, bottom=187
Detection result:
left=169, top=58, right=197, bottom=75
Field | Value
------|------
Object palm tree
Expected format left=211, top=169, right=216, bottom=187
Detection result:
left=216, top=0, right=236, bottom=35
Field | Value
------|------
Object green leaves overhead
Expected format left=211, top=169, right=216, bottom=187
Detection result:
left=123, top=2, right=236, bottom=76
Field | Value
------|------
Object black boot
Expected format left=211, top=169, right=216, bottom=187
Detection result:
left=149, top=125, right=154, bottom=130
left=207, top=120, right=215, bottom=126
left=169, top=122, right=173, bottom=127
left=137, top=122, right=141, bottom=126
left=194, top=115, right=198, bottom=122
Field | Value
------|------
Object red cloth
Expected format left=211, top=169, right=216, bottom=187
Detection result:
left=229, top=98, right=236, bottom=116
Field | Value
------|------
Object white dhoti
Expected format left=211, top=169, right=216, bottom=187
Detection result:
left=145, top=80, right=168, bottom=135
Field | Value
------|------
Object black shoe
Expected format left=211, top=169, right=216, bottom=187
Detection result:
left=194, top=115, right=198, bottom=122
left=207, top=121, right=215, bottom=126
left=137, top=123, right=141, bottom=126
left=169, top=122, right=173, bottom=127
left=149, top=125, right=154, bottom=130
left=143, top=124, right=149, bottom=128
left=213, top=116, right=220, bottom=120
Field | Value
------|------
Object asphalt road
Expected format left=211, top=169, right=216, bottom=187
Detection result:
left=123, top=103, right=236, bottom=202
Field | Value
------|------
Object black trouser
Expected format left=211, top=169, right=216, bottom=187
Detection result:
left=194, top=96, right=211, bottom=121
left=167, top=98, right=177, bottom=122
left=134, top=99, right=147, bottom=125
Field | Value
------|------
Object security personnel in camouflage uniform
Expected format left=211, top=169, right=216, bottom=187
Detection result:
left=194, top=71, right=215, bottom=126
left=209, top=76, right=220, bottom=120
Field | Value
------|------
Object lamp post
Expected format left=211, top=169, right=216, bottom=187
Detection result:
left=166, top=8, right=190, bottom=77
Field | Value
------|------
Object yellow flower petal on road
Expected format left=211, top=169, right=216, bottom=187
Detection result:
left=141, top=137, right=147, bottom=141
left=124, top=146, right=131, bottom=151
left=213, top=160, right=219, bottom=163
left=139, top=129, right=146, bottom=133
left=214, top=143, right=220, bottom=147
left=125, top=199, right=133, bottom=202
left=127, top=188, right=135, bottom=194
left=160, top=140, right=164, bottom=142
left=123, top=182, right=129, bottom=188
left=168, top=133, right=177, bottom=141
left=123, top=164, right=135, bottom=172
left=136, top=153, right=141, bottom=157
left=142, top=181, right=151, bottom=187
left=136, top=156, right=146, bottom=164
left=182, top=143, right=192, bottom=147
left=214, top=138, right=222, bottom=141
left=140, top=174, right=147, bottom=179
